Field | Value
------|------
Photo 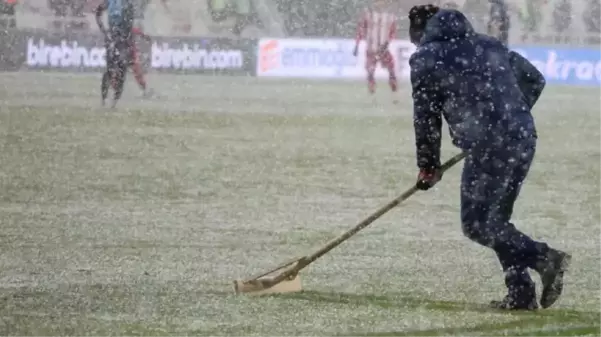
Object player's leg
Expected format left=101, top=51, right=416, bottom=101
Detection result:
left=460, top=142, right=550, bottom=310
left=112, top=57, right=127, bottom=108
left=129, top=45, right=150, bottom=95
left=381, top=51, right=397, bottom=93
left=108, top=40, right=129, bottom=108
left=108, top=44, right=120, bottom=90
left=101, top=70, right=111, bottom=105
left=365, top=51, right=376, bottom=94
left=101, top=40, right=116, bottom=106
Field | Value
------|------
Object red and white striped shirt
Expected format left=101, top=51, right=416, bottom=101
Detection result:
left=355, top=9, right=397, bottom=53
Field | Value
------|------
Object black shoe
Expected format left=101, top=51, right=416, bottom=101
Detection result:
left=490, top=294, right=539, bottom=310
left=536, top=248, right=571, bottom=309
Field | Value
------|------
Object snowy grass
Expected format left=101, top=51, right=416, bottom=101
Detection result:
left=0, top=73, right=599, bottom=335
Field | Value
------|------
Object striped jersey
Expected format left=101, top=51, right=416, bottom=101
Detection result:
left=356, top=9, right=397, bottom=52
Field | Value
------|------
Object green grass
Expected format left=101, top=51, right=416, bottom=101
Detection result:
left=0, top=73, right=599, bottom=335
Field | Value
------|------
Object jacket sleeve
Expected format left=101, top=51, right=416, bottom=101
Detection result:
left=409, top=50, right=443, bottom=170
left=509, top=50, right=546, bottom=108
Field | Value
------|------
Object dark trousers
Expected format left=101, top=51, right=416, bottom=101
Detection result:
left=102, top=40, right=129, bottom=102
left=460, top=137, right=549, bottom=294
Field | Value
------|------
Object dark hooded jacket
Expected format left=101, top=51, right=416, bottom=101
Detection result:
left=409, top=9, right=544, bottom=170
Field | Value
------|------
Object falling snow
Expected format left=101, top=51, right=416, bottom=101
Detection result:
left=0, top=0, right=599, bottom=334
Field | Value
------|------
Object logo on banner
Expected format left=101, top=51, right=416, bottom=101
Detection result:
left=151, top=41, right=243, bottom=70
left=257, top=39, right=357, bottom=76
left=26, top=38, right=106, bottom=68
left=259, top=40, right=279, bottom=73
left=513, top=47, right=601, bottom=85
left=256, top=38, right=417, bottom=79
left=395, top=41, right=416, bottom=79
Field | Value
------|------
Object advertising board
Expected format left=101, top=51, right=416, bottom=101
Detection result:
left=256, top=38, right=416, bottom=80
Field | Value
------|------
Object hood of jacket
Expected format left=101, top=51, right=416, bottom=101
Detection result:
left=420, top=9, right=476, bottom=45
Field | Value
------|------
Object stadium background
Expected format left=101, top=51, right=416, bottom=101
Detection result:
left=1, top=0, right=597, bottom=86
left=1, top=0, right=598, bottom=44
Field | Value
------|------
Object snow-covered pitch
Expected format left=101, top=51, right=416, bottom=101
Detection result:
left=0, top=72, right=598, bottom=335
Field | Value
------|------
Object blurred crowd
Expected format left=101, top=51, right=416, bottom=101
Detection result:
left=272, top=0, right=600, bottom=41
left=0, top=0, right=151, bottom=31
left=0, top=0, right=598, bottom=44
left=0, top=0, right=16, bottom=28
left=0, top=0, right=261, bottom=35
left=274, top=0, right=421, bottom=37
left=208, top=0, right=264, bottom=35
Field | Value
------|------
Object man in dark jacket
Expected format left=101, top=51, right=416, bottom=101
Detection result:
left=407, top=6, right=571, bottom=310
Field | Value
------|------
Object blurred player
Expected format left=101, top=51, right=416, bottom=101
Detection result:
left=130, top=26, right=154, bottom=98
left=353, top=0, right=398, bottom=96
left=95, top=0, right=135, bottom=108
left=96, top=0, right=153, bottom=107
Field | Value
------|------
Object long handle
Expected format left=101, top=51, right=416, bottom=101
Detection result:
left=247, top=257, right=301, bottom=280
left=302, top=152, right=465, bottom=265
left=268, top=152, right=466, bottom=286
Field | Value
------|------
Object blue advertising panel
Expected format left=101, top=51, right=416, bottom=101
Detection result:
left=512, top=46, right=601, bottom=86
